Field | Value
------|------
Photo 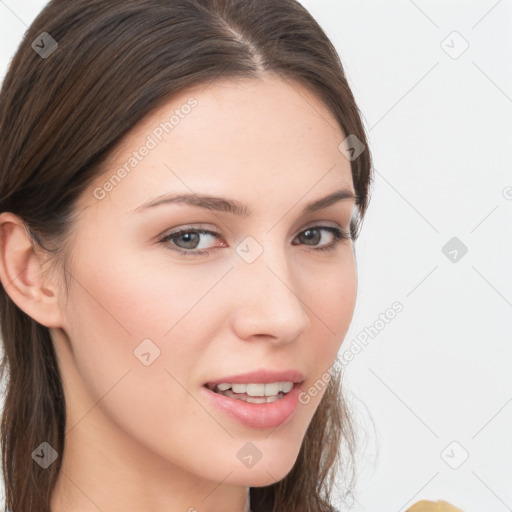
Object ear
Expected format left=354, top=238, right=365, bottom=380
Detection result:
left=0, top=212, right=64, bottom=328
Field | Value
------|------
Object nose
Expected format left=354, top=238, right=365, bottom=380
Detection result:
left=229, top=243, right=311, bottom=346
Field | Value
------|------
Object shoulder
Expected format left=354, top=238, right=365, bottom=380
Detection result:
left=406, top=500, right=465, bottom=511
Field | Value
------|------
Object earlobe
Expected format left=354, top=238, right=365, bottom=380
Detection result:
left=0, top=212, right=63, bottom=328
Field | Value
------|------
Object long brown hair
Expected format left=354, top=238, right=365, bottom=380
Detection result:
left=0, top=1, right=373, bottom=511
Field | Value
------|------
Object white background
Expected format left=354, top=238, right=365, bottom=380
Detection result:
left=1, top=1, right=511, bottom=511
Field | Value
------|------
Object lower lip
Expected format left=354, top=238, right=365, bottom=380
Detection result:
left=200, top=383, right=303, bottom=429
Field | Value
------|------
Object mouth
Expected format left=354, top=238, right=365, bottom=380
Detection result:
left=204, top=381, right=297, bottom=404
left=201, top=369, right=306, bottom=428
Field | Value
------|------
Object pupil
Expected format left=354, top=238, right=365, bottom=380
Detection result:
left=303, top=229, right=320, bottom=244
left=180, top=232, right=198, bottom=248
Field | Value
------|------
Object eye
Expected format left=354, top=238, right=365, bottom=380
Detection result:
left=159, top=227, right=223, bottom=256
left=159, top=225, right=351, bottom=257
left=292, top=225, right=351, bottom=252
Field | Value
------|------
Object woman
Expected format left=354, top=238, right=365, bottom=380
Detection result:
left=0, top=1, right=463, bottom=511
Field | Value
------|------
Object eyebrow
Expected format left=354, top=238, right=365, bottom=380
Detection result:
left=133, top=188, right=356, bottom=216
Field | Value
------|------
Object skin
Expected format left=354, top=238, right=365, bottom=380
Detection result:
left=0, top=73, right=358, bottom=512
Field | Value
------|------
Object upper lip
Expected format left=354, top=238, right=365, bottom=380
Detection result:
left=204, top=369, right=305, bottom=387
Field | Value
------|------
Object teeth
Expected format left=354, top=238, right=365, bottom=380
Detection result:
left=215, top=388, right=284, bottom=403
left=245, top=396, right=268, bottom=404
left=248, top=383, right=265, bottom=396
left=264, top=382, right=279, bottom=396
left=209, top=382, right=293, bottom=403
left=220, top=381, right=294, bottom=396
left=280, top=382, right=294, bottom=393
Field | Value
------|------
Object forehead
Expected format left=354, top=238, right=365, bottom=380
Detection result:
left=80, top=74, right=354, bottom=217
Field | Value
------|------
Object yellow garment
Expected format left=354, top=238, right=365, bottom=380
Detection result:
left=406, top=500, right=464, bottom=512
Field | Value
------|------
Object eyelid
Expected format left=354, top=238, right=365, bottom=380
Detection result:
left=160, top=219, right=344, bottom=237
left=159, top=221, right=345, bottom=243
left=158, top=224, right=221, bottom=242
left=158, top=222, right=351, bottom=257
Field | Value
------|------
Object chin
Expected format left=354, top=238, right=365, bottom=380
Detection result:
left=229, top=468, right=291, bottom=488
left=223, top=452, right=299, bottom=487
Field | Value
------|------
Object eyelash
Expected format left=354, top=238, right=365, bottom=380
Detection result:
left=158, top=225, right=351, bottom=257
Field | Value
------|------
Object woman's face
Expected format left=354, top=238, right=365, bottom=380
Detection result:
left=54, top=74, right=358, bottom=490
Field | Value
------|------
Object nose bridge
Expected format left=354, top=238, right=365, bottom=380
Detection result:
left=230, top=233, right=311, bottom=341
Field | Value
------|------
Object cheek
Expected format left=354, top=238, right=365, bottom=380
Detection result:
left=62, top=239, right=232, bottom=393
left=306, top=255, right=358, bottom=358
left=62, top=254, right=228, bottom=476
left=65, top=240, right=218, bottom=352
left=288, top=255, right=357, bottom=419
left=61, top=243, right=209, bottom=413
